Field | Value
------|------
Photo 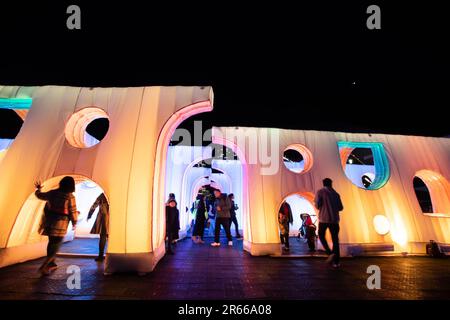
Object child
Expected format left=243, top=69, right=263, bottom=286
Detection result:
left=301, top=213, right=316, bottom=252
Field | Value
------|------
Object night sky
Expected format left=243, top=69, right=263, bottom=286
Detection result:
left=0, top=1, right=448, bottom=138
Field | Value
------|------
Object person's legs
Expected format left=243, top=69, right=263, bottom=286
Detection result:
left=41, top=236, right=63, bottom=271
left=284, top=231, right=290, bottom=249
left=318, top=223, right=332, bottom=254
left=223, top=218, right=232, bottom=242
left=214, top=218, right=222, bottom=243
left=232, top=216, right=241, bottom=237
left=99, top=231, right=107, bottom=257
left=329, top=223, right=340, bottom=264
left=306, top=228, right=316, bottom=251
left=199, top=219, right=205, bottom=239
left=209, top=218, right=215, bottom=236
left=167, top=231, right=174, bottom=253
left=278, top=222, right=285, bottom=246
left=48, top=236, right=63, bottom=259
left=192, top=220, right=200, bottom=240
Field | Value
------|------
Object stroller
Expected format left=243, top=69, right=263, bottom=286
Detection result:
left=298, top=213, right=317, bottom=252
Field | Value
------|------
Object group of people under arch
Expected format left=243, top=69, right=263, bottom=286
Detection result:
left=164, top=187, right=242, bottom=254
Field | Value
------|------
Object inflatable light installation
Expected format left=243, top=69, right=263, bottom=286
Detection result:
left=212, top=126, right=450, bottom=256
left=0, top=85, right=214, bottom=273
left=1, top=85, right=450, bottom=273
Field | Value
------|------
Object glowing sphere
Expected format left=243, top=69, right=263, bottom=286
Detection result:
left=373, top=215, right=390, bottom=235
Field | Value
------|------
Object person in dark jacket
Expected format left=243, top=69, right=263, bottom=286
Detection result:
left=165, top=199, right=180, bottom=254
left=211, top=189, right=233, bottom=247
left=192, top=194, right=207, bottom=244
left=35, top=176, right=78, bottom=275
left=315, top=178, right=344, bottom=268
left=278, top=201, right=294, bottom=251
left=228, top=193, right=242, bottom=239
left=87, top=193, right=109, bottom=261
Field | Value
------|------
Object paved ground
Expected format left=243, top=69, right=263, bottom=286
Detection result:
left=0, top=238, right=449, bottom=300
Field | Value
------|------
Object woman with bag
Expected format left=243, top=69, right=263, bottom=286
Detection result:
left=35, top=176, right=78, bottom=275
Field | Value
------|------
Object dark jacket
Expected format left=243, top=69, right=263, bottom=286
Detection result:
left=194, top=199, right=207, bottom=222
left=36, top=189, right=78, bottom=237
left=166, top=206, right=180, bottom=237
left=279, top=202, right=294, bottom=224
left=229, top=200, right=238, bottom=218
left=214, top=194, right=231, bottom=218
left=88, top=193, right=109, bottom=235
left=315, top=187, right=344, bottom=224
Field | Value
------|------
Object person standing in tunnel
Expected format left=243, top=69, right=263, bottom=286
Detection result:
left=165, top=199, right=180, bottom=254
left=211, top=189, right=233, bottom=247
left=87, top=192, right=110, bottom=262
left=35, top=176, right=78, bottom=275
left=228, top=193, right=242, bottom=239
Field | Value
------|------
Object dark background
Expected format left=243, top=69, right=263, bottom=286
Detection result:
left=0, top=1, right=449, bottom=138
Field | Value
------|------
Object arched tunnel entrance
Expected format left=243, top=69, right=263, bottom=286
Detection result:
left=7, top=175, right=108, bottom=258
left=164, top=142, right=245, bottom=251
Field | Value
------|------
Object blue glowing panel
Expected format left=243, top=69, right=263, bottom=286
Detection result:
left=0, top=98, right=33, bottom=110
left=337, top=141, right=390, bottom=190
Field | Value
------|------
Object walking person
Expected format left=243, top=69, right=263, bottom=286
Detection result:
left=35, top=176, right=78, bottom=275
left=278, top=201, right=293, bottom=251
left=228, top=193, right=242, bottom=239
left=192, top=194, right=207, bottom=244
left=211, top=189, right=233, bottom=247
left=87, top=193, right=109, bottom=261
left=165, top=199, right=179, bottom=254
left=315, top=178, right=344, bottom=268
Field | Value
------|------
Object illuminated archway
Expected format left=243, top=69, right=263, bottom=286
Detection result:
left=153, top=100, right=213, bottom=256
left=276, top=192, right=317, bottom=237
left=179, top=154, right=213, bottom=229
left=178, top=156, right=236, bottom=237
left=212, top=135, right=250, bottom=243
left=413, top=170, right=450, bottom=217
left=7, top=174, right=107, bottom=248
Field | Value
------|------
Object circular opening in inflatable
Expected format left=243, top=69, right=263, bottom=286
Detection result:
left=65, top=107, right=110, bottom=148
left=337, top=142, right=390, bottom=190
left=282, top=144, right=313, bottom=174
left=373, top=215, right=390, bottom=235
left=0, top=109, right=24, bottom=151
